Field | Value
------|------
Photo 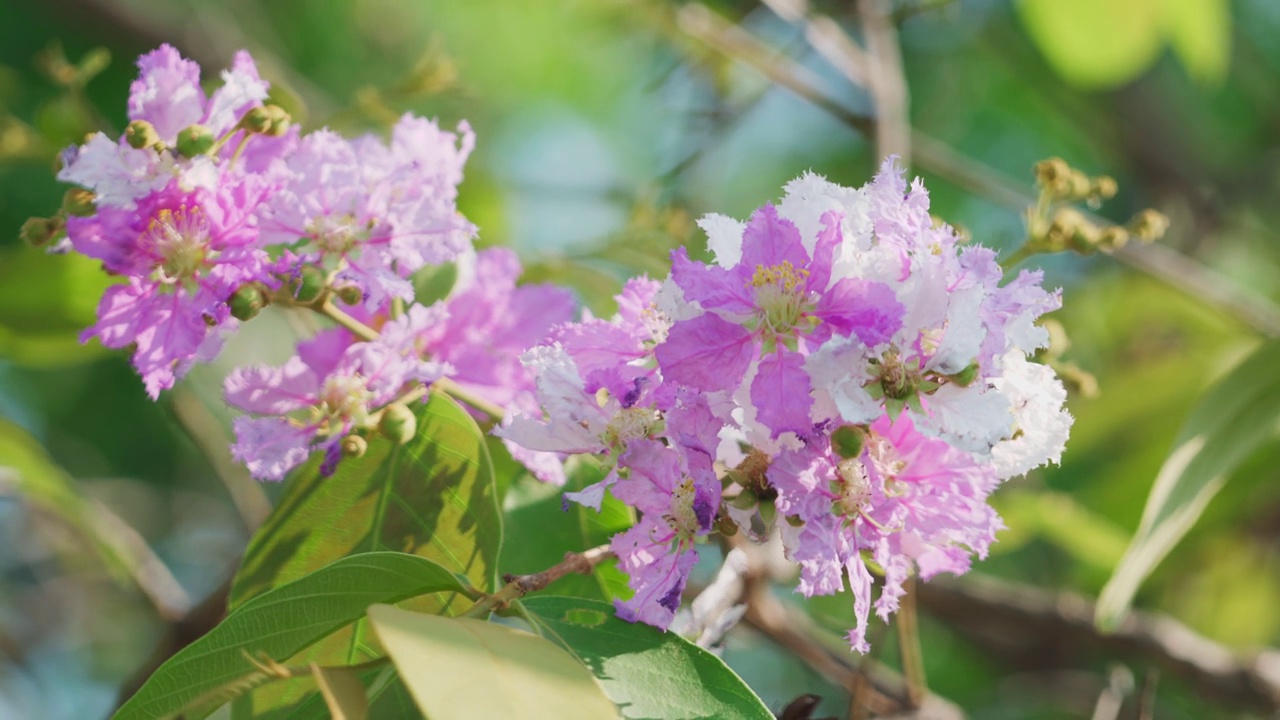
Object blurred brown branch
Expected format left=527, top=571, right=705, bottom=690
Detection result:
left=916, top=573, right=1280, bottom=714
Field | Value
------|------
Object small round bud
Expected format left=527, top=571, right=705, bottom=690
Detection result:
left=1067, top=170, right=1092, bottom=200
left=830, top=424, right=865, bottom=460
left=288, top=264, right=327, bottom=304
left=1097, top=226, right=1129, bottom=253
left=341, top=435, right=368, bottom=458
left=238, top=106, right=273, bottom=134
left=124, top=119, right=161, bottom=150
left=1092, top=176, right=1118, bottom=200
left=19, top=217, right=60, bottom=247
left=1033, top=157, right=1069, bottom=188
left=263, top=105, right=291, bottom=137
left=379, top=403, right=418, bottom=445
left=229, top=283, right=268, bottom=321
left=335, top=283, right=364, bottom=306
left=61, top=188, right=96, bottom=217
left=1129, top=209, right=1170, bottom=242
left=175, top=124, right=215, bottom=157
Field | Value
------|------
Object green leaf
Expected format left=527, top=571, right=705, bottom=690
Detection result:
left=502, top=458, right=632, bottom=602
left=524, top=596, right=774, bottom=720
left=367, top=604, right=620, bottom=720
left=1164, top=0, right=1230, bottom=85
left=1096, top=340, right=1280, bottom=630
left=1016, top=0, right=1231, bottom=88
left=113, top=552, right=470, bottom=720
left=231, top=391, right=503, bottom=608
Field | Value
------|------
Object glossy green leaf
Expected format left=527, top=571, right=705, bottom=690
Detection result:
left=1097, top=340, right=1280, bottom=630
left=228, top=391, right=501, bottom=712
left=367, top=604, right=620, bottom=720
left=524, top=596, right=774, bottom=720
left=113, top=552, right=470, bottom=720
left=230, top=391, right=502, bottom=607
left=1164, top=0, right=1231, bottom=84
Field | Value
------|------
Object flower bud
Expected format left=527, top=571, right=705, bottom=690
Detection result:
left=715, top=512, right=739, bottom=537
left=1097, top=226, right=1129, bottom=253
left=830, top=424, right=865, bottom=460
left=263, top=105, right=291, bottom=137
left=238, top=106, right=273, bottom=134
left=19, top=216, right=60, bottom=247
left=229, top=283, right=268, bottom=321
left=379, top=403, right=417, bottom=445
left=124, top=119, right=161, bottom=150
left=288, top=264, right=327, bottom=304
left=1129, top=209, right=1169, bottom=242
left=1092, top=176, right=1118, bottom=201
left=61, top=188, right=96, bottom=217
left=334, top=283, right=364, bottom=306
left=176, top=124, right=215, bottom=157
left=341, top=434, right=368, bottom=458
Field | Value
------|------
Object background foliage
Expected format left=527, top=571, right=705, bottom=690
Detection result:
left=2, top=0, right=1280, bottom=717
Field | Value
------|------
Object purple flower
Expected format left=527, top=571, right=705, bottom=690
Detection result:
left=225, top=322, right=449, bottom=481
left=70, top=175, right=275, bottom=397
left=656, top=204, right=904, bottom=438
left=770, top=413, right=1001, bottom=652
left=610, top=439, right=719, bottom=629
left=258, top=115, right=476, bottom=308
left=60, top=45, right=274, bottom=208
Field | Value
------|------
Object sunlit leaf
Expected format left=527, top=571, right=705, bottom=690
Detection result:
left=113, top=552, right=470, bottom=720
left=367, top=604, right=620, bottom=720
left=0, top=245, right=111, bottom=366
left=230, top=391, right=502, bottom=607
left=524, top=596, right=774, bottom=720
left=1164, top=0, right=1231, bottom=85
left=1096, top=339, right=1280, bottom=630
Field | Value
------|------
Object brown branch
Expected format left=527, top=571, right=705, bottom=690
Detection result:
left=915, top=573, right=1280, bottom=714
left=465, top=544, right=616, bottom=617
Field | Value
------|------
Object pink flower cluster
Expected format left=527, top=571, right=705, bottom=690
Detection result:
left=503, top=159, right=1072, bottom=650
left=56, top=46, right=576, bottom=480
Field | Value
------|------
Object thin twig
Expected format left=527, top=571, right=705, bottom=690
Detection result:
left=896, top=578, right=927, bottom=708
left=463, top=545, right=616, bottom=618
left=857, top=0, right=910, bottom=162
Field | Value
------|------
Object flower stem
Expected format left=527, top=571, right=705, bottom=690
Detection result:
left=317, top=300, right=380, bottom=342
left=431, top=378, right=506, bottom=425
left=462, top=545, right=615, bottom=618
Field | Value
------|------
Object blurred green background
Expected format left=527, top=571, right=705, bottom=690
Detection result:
left=1, top=0, right=1278, bottom=717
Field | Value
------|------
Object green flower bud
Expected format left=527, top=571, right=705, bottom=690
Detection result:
left=229, top=283, right=268, bottom=321
left=19, top=216, right=60, bottom=247
left=335, top=283, right=364, bottom=306
left=731, top=487, right=758, bottom=510
left=238, top=106, right=273, bottom=134
left=288, top=265, right=327, bottom=304
left=176, top=124, right=215, bottom=157
left=263, top=105, right=291, bottom=137
left=830, top=424, right=865, bottom=460
left=379, top=403, right=417, bottom=445
left=124, top=119, right=161, bottom=150
left=61, top=188, right=96, bottom=217
left=341, top=434, right=368, bottom=458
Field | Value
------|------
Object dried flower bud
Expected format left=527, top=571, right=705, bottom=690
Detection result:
left=341, top=435, right=368, bottom=458
left=1129, top=209, right=1169, bottom=242
left=61, top=188, right=96, bottom=217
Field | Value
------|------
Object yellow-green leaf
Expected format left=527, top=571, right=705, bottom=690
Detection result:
left=367, top=605, right=620, bottom=720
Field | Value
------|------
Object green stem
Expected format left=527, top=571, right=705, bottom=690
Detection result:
left=317, top=300, right=380, bottom=342
left=1000, top=243, right=1036, bottom=270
